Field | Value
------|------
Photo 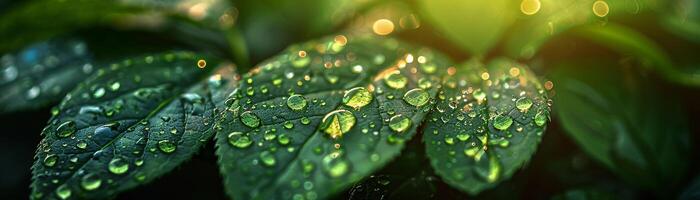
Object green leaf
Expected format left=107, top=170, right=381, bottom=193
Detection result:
left=417, top=0, right=517, bottom=55
left=573, top=23, right=700, bottom=87
left=680, top=176, right=700, bottom=200
left=0, top=39, right=94, bottom=113
left=552, top=187, right=618, bottom=200
left=551, top=60, right=690, bottom=190
left=423, top=58, right=551, bottom=194
left=30, top=52, right=233, bottom=199
left=215, top=35, right=451, bottom=199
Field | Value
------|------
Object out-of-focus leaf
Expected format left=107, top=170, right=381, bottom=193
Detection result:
left=680, top=176, right=700, bottom=200
left=423, top=58, right=551, bottom=194
left=0, top=39, right=94, bottom=113
left=573, top=23, right=700, bottom=87
left=215, top=35, right=451, bottom=199
left=417, top=0, right=516, bottom=55
left=233, top=0, right=374, bottom=62
left=551, top=60, right=690, bottom=190
left=661, top=0, right=700, bottom=44
left=30, top=52, right=234, bottom=199
left=552, top=187, right=618, bottom=200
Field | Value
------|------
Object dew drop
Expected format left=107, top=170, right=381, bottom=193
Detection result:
left=43, top=154, right=57, bottom=167
left=259, top=151, right=276, bottom=166
left=109, top=82, right=121, bottom=91
left=240, top=111, right=261, bottom=128
left=592, top=0, right=610, bottom=17
left=403, top=88, right=430, bottom=107
left=197, top=59, right=206, bottom=68
left=158, top=140, right=177, bottom=153
left=26, top=86, right=40, bottom=99
left=320, top=110, right=356, bottom=139
left=80, top=173, right=101, bottom=191
left=493, top=115, right=513, bottom=131
left=55, top=184, right=71, bottom=199
left=520, top=0, right=541, bottom=15
left=323, top=155, right=349, bottom=177
left=515, top=97, right=533, bottom=111
left=227, top=132, right=252, bottom=148
left=93, top=87, right=105, bottom=98
left=534, top=112, right=547, bottom=126
left=389, top=115, right=411, bottom=133
left=55, top=121, right=76, bottom=138
left=342, top=87, right=372, bottom=109
left=373, top=19, right=395, bottom=35
left=287, top=94, right=307, bottom=111
left=383, top=71, right=407, bottom=89
left=108, top=157, right=129, bottom=174
left=291, top=50, right=310, bottom=67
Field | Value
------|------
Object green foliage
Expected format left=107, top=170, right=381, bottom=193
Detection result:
left=417, top=0, right=516, bottom=55
left=0, top=39, right=94, bottom=113
left=214, top=36, right=449, bottom=199
left=551, top=60, right=690, bottom=190
left=423, top=59, right=550, bottom=194
left=30, top=52, right=230, bottom=199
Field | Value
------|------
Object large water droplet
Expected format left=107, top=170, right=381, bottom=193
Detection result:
left=323, top=154, right=349, bottom=177
left=239, top=111, right=261, bottom=128
left=228, top=132, right=252, bottom=148
left=520, top=0, right=541, bottom=15
left=286, top=94, right=307, bottom=111
left=389, top=115, right=411, bottom=133
left=55, top=184, right=71, bottom=199
left=493, top=115, right=513, bottom=131
left=534, top=112, right=547, bottom=126
left=108, top=157, right=129, bottom=175
left=259, top=151, right=276, bottom=166
left=592, top=0, right=610, bottom=17
left=343, top=87, right=372, bottom=109
left=55, top=121, right=76, bottom=138
left=383, top=71, right=407, bottom=89
left=403, top=88, right=429, bottom=107
left=320, top=110, right=356, bottom=139
left=80, top=173, right=102, bottom=191
left=158, top=140, right=176, bottom=153
left=43, top=154, right=57, bottom=167
left=515, top=97, right=533, bottom=111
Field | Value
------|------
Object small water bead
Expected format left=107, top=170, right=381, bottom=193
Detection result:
left=108, top=157, right=129, bottom=174
left=278, top=134, right=291, bottom=145
left=473, top=90, right=486, bottom=102
left=76, top=141, right=87, bottom=149
left=43, top=154, right=58, bottom=167
left=493, top=115, right=513, bottom=131
left=383, top=71, right=407, bottom=89
left=342, top=87, right=372, bottom=109
left=240, top=111, right=261, bottom=128
left=26, top=86, right=40, bottom=99
left=55, top=184, right=71, bottom=199
left=287, top=94, right=307, bottom=111
left=403, top=88, right=430, bottom=107
left=534, top=112, right=547, bottom=126
left=80, top=173, right=102, bottom=191
left=109, top=82, right=121, bottom=91
left=228, top=132, right=252, bottom=148
left=389, top=115, right=411, bottom=133
left=515, top=97, right=533, bottom=111
left=158, top=140, right=177, bottom=153
left=259, top=151, right=276, bottom=166
left=320, top=110, right=356, bottom=139
left=55, top=121, right=76, bottom=138
left=323, top=155, right=349, bottom=177
left=93, top=87, right=105, bottom=98
left=373, top=19, right=395, bottom=36
left=284, top=121, right=294, bottom=129
left=418, top=78, right=432, bottom=89
left=301, top=117, right=311, bottom=125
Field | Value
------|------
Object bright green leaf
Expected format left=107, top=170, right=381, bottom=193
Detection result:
left=30, top=52, right=234, bottom=199
left=423, top=58, right=551, bottom=194
left=551, top=60, right=690, bottom=190
left=215, top=35, right=451, bottom=199
left=0, top=39, right=94, bottom=113
left=417, top=0, right=517, bottom=55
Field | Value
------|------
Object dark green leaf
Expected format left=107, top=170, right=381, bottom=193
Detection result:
left=551, top=60, right=690, bottom=190
left=680, top=176, right=700, bottom=200
left=417, top=0, right=517, bottom=55
left=30, top=52, right=233, bottom=199
left=0, top=39, right=94, bottom=113
left=552, top=187, right=617, bottom=200
left=215, top=35, right=451, bottom=199
left=423, top=58, right=551, bottom=194
left=573, top=23, right=700, bottom=87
